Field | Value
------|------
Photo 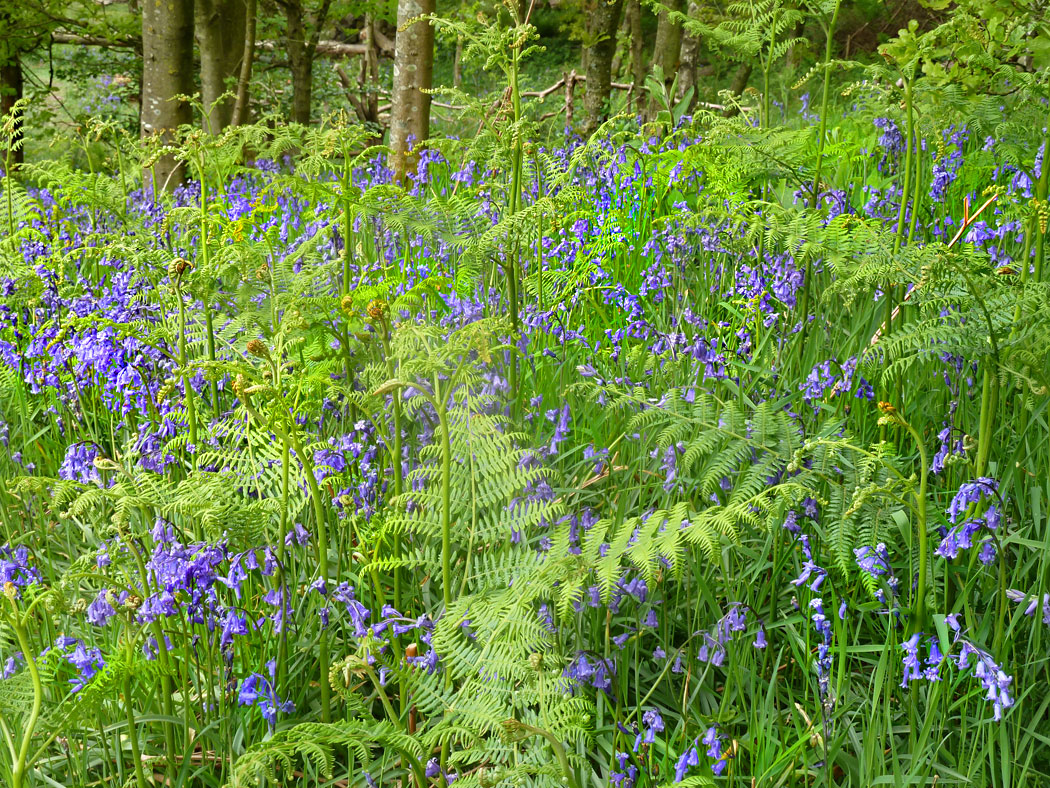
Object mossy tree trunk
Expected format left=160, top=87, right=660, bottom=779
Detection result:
left=582, top=0, right=625, bottom=136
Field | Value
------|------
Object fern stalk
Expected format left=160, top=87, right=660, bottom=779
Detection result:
left=1030, top=111, right=1050, bottom=283
left=506, top=14, right=525, bottom=410
left=974, top=366, right=999, bottom=480
left=190, top=150, right=223, bottom=414
left=435, top=379, right=454, bottom=612
left=901, top=416, right=929, bottom=634
left=808, top=0, right=840, bottom=210
left=120, top=508, right=179, bottom=774
left=174, top=281, right=200, bottom=464
left=3, top=132, right=12, bottom=238
left=6, top=602, right=42, bottom=788
left=283, top=422, right=333, bottom=722
left=277, top=432, right=292, bottom=689
left=121, top=643, right=149, bottom=788
left=342, top=155, right=354, bottom=298
left=892, top=78, right=915, bottom=256
left=380, top=329, right=405, bottom=612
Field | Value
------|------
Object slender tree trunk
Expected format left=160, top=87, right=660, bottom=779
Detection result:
left=786, top=19, right=807, bottom=72
left=363, top=13, right=380, bottom=122
left=677, top=1, right=700, bottom=110
left=647, top=0, right=683, bottom=119
left=196, top=0, right=247, bottom=133
left=284, top=0, right=333, bottom=124
left=453, top=36, right=463, bottom=89
left=142, top=0, right=195, bottom=190
left=232, top=0, right=257, bottom=126
left=0, top=50, right=23, bottom=168
left=564, top=70, right=576, bottom=131
left=652, top=0, right=684, bottom=76
left=625, top=0, right=645, bottom=115
left=286, top=0, right=312, bottom=123
left=389, top=0, right=435, bottom=181
left=582, top=0, right=625, bottom=136
left=723, top=62, right=752, bottom=117
left=729, top=62, right=752, bottom=95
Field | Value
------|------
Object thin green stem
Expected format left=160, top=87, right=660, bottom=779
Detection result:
left=902, top=419, right=929, bottom=633
left=285, top=423, right=332, bottom=722
left=121, top=644, right=149, bottom=788
left=8, top=607, right=42, bottom=788
left=436, top=380, right=454, bottom=612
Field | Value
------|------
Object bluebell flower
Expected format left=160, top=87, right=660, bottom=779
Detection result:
left=633, top=708, right=665, bottom=750
left=237, top=671, right=294, bottom=726
left=674, top=740, right=700, bottom=782
left=753, top=626, right=767, bottom=649
left=65, top=643, right=105, bottom=692
left=3, top=652, right=24, bottom=678
left=611, top=752, right=638, bottom=788
left=86, top=589, right=125, bottom=627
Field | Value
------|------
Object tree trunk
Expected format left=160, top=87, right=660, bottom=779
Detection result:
left=582, top=0, right=625, bottom=136
left=232, top=0, right=257, bottom=126
left=564, top=70, right=577, bottom=131
left=652, top=0, right=684, bottom=76
left=677, top=1, right=701, bottom=111
left=625, top=0, right=645, bottom=116
left=0, top=51, right=23, bottom=168
left=647, top=0, right=683, bottom=119
left=286, top=0, right=312, bottom=124
left=389, top=0, right=435, bottom=181
left=142, top=0, right=195, bottom=190
left=453, top=36, right=463, bottom=89
left=284, top=0, right=333, bottom=124
left=786, top=19, right=806, bottom=72
left=196, top=0, right=246, bottom=133
left=362, top=13, right=380, bottom=122
left=729, top=62, right=752, bottom=95
left=723, top=62, right=752, bottom=117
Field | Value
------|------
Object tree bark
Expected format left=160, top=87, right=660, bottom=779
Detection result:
left=677, top=0, right=701, bottom=111
left=51, top=30, right=388, bottom=58
left=723, top=62, right=752, bottom=117
left=647, top=0, right=683, bottom=119
left=624, top=0, right=645, bottom=116
left=582, top=0, right=625, bottom=136
left=652, top=0, right=684, bottom=77
left=0, top=51, right=24, bottom=168
left=389, top=0, right=435, bottom=181
left=141, top=0, right=194, bottom=190
left=286, top=0, right=312, bottom=124
left=453, top=36, right=463, bottom=89
left=729, top=62, right=752, bottom=95
left=231, top=0, right=257, bottom=126
left=284, top=0, right=334, bottom=124
left=362, top=13, right=381, bottom=141
left=196, top=0, right=247, bottom=133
